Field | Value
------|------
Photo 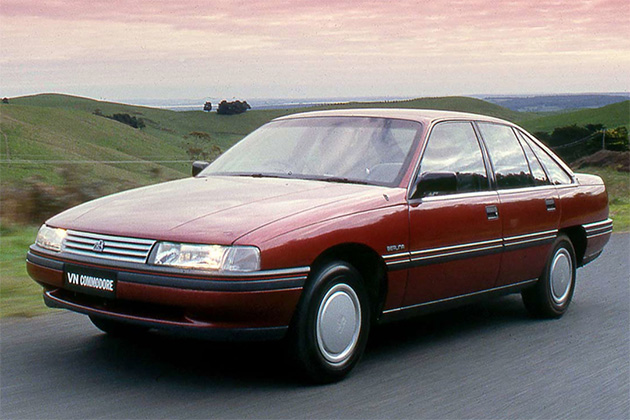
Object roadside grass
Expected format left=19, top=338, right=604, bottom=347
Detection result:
left=0, top=225, right=54, bottom=317
left=577, top=166, right=630, bottom=232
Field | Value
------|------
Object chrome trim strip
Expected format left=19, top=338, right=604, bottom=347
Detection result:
left=504, top=229, right=558, bottom=242
left=495, top=185, right=558, bottom=195
left=409, top=238, right=503, bottom=257
left=583, top=218, right=613, bottom=231
left=385, top=259, right=411, bottom=266
left=382, top=278, right=538, bottom=314
left=420, top=191, right=498, bottom=202
left=585, top=226, right=613, bottom=235
left=410, top=244, right=503, bottom=262
left=504, top=235, right=556, bottom=248
left=246, top=266, right=311, bottom=277
left=382, top=252, right=410, bottom=260
left=384, top=229, right=559, bottom=268
left=586, top=229, right=613, bottom=239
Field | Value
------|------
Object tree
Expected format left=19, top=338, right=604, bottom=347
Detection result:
left=549, top=124, right=591, bottom=147
left=2, top=98, right=8, bottom=104
left=216, top=100, right=251, bottom=115
left=604, top=127, right=629, bottom=151
left=108, top=113, right=145, bottom=129
left=203, top=101, right=212, bottom=112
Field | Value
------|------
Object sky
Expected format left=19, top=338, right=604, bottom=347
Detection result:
left=1, top=0, right=629, bottom=101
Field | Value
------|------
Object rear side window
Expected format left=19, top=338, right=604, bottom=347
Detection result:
left=477, top=123, right=534, bottom=189
left=516, top=130, right=549, bottom=186
left=419, top=122, right=489, bottom=195
left=520, top=132, right=573, bottom=185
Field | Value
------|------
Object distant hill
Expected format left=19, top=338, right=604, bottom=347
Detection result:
left=481, top=93, right=630, bottom=112
left=519, top=101, right=630, bottom=133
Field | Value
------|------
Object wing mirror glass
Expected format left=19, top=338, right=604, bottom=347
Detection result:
left=411, top=171, right=457, bottom=199
left=192, top=161, right=210, bottom=177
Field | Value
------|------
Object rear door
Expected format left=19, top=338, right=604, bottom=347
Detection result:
left=476, top=123, right=560, bottom=287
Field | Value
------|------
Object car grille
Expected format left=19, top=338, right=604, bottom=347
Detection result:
left=63, top=230, right=156, bottom=264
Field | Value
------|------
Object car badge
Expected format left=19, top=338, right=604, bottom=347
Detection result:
left=93, top=240, right=105, bottom=253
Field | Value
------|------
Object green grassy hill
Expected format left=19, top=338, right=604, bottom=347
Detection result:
left=519, top=100, right=630, bottom=133
left=0, top=104, right=188, bottom=189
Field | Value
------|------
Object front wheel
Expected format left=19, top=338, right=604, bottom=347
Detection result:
left=289, top=261, right=370, bottom=383
left=522, top=234, right=577, bottom=318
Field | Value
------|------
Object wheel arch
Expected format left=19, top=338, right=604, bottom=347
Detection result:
left=560, top=226, right=587, bottom=267
left=308, top=242, right=388, bottom=320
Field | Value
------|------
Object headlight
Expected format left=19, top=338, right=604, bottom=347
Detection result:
left=149, top=242, right=261, bottom=272
left=35, top=225, right=67, bottom=252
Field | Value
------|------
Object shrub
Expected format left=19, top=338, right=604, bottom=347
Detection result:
left=216, top=100, right=251, bottom=115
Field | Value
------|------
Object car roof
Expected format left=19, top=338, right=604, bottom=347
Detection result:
left=274, top=108, right=512, bottom=125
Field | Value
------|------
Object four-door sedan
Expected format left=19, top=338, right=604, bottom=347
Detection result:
left=27, top=109, right=612, bottom=382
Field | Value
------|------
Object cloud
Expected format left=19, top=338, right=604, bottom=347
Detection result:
left=1, top=0, right=628, bottom=97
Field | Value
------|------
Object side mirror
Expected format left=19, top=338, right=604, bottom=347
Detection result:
left=411, top=171, right=457, bottom=199
left=192, top=161, right=210, bottom=177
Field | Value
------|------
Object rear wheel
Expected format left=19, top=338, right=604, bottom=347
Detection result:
left=522, top=234, right=576, bottom=318
left=89, top=315, right=149, bottom=337
left=290, top=261, right=370, bottom=383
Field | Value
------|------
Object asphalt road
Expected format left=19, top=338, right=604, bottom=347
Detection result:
left=1, top=234, right=628, bottom=419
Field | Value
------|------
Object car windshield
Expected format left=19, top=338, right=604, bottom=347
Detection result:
left=201, top=117, right=422, bottom=186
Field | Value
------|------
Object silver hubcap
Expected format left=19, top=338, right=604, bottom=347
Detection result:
left=550, top=248, right=573, bottom=304
left=316, top=283, right=362, bottom=366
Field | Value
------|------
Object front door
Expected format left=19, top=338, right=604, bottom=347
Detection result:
left=404, top=121, right=502, bottom=306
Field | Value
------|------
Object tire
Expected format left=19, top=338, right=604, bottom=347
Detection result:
left=89, top=315, right=149, bottom=337
left=522, top=234, right=577, bottom=318
left=289, top=261, right=371, bottom=383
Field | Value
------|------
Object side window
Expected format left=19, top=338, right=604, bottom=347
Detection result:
left=478, top=123, right=534, bottom=189
left=419, top=122, right=489, bottom=195
left=515, top=130, right=549, bottom=186
left=522, top=133, right=573, bottom=185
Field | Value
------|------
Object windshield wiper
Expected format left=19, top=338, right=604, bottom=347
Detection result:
left=317, top=176, right=371, bottom=185
left=234, top=173, right=293, bottom=179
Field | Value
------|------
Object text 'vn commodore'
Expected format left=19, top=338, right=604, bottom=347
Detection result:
left=27, top=109, right=612, bottom=382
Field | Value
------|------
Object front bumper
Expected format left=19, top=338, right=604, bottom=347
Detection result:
left=27, top=247, right=307, bottom=341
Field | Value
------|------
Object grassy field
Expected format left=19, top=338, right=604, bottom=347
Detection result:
left=0, top=225, right=55, bottom=317
left=578, top=166, right=630, bottom=230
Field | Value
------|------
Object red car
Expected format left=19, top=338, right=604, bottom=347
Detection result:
left=27, top=109, right=612, bottom=382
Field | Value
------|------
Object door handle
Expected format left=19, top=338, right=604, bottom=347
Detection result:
left=545, top=198, right=556, bottom=212
left=486, top=205, right=499, bottom=220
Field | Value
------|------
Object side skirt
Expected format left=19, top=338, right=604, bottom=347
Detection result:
left=378, top=279, right=537, bottom=323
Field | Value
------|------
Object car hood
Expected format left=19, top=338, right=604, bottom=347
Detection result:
left=47, top=176, right=390, bottom=244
